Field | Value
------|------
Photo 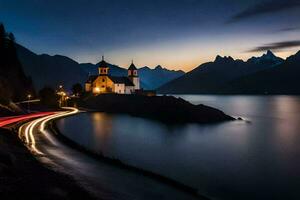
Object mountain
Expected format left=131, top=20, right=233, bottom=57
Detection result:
left=16, top=44, right=184, bottom=91
left=247, top=50, right=284, bottom=66
left=138, top=65, right=185, bottom=89
left=158, top=51, right=284, bottom=94
left=221, top=51, right=300, bottom=94
left=16, top=44, right=87, bottom=91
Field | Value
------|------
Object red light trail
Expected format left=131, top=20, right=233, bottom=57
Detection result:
left=0, top=112, right=56, bottom=127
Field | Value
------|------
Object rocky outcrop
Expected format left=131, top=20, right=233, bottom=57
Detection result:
left=79, top=94, right=234, bottom=123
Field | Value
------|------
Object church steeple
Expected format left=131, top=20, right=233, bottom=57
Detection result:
left=128, top=60, right=140, bottom=90
left=98, top=56, right=109, bottom=75
left=128, top=60, right=138, bottom=75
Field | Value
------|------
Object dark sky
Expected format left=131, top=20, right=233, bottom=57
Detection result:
left=0, top=0, right=299, bottom=71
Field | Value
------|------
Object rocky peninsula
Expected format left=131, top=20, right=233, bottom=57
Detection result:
left=77, top=94, right=234, bottom=123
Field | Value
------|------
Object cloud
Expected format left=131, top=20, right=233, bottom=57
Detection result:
left=247, top=40, right=300, bottom=52
left=277, top=26, right=300, bottom=32
left=228, top=0, right=300, bottom=23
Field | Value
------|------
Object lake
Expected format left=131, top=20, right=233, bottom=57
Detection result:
left=56, top=95, right=300, bottom=200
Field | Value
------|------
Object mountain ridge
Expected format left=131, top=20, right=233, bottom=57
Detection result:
left=16, top=44, right=184, bottom=90
left=221, top=50, right=300, bottom=94
left=158, top=50, right=293, bottom=94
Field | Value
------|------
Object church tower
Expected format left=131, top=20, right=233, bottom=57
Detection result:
left=128, top=61, right=140, bottom=90
left=98, top=56, right=109, bottom=75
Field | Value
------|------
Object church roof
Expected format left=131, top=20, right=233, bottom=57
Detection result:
left=99, top=56, right=108, bottom=68
left=128, top=62, right=137, bottom=70
left=86, top=75, right=98, bottom=83
left=109, top=76, right=135, bottom=86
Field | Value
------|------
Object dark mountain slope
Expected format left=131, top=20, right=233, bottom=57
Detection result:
left=16, top=44, right=87, bottom=90
left=222, top=51, right=300, bottom=94
left=158, top=51, right=284, bottom=94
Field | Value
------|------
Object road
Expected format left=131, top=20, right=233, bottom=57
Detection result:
left=17, top=107, right=205, bottom=200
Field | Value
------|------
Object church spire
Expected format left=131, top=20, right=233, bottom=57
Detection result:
left=98, top=54, right=109, bottom=75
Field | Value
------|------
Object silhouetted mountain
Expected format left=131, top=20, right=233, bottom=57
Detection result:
left=221, top=51, right=300, bottom=94
left=0, top=24, right=34, bottom=104
left=247, top=50, right=284, bottom=67
left=16, top=44, right=87, bottom=91
left=139, top=65, right=184, bottom=89
left=158, top=51, right=285, bottom=94
left=16, top=44, right=184, bottom=90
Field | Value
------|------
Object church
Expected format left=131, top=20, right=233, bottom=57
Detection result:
left=85, top=57, right=140, bottom=94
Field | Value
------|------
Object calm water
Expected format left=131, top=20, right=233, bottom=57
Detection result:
left=57, top=95, right=300, bottom=200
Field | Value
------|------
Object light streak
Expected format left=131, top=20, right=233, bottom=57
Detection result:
left=0, top=112, right=54, bottom=127
left=19, top=107, right=79, bottom=155
left=39, top=107, right=79, bottom=145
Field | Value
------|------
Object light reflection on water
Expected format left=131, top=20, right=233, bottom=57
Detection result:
left=57, top=95, right=300, bottom=200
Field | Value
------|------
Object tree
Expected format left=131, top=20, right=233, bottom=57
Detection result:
left=71, top=83, right=83, bottom=96
left=8, top=32, right=15, bottom=42
left=0, top=23, right=6, bottom=54
left=0, top=23, right=35, bottom=102
left=0, top=23, right=5, bottom=36
left=39, top=87, right=59, bottom=108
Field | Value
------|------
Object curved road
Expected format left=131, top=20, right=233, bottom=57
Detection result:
left=18, top=107, right=205, bottom=200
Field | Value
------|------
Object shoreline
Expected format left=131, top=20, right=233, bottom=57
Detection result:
left=1, top=106, right=212, bottom=200
left=0, top=126, right=95, bottom=200
left=49, top=120, right=210, bottom=200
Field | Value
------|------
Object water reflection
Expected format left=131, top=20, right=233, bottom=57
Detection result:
left=90, top=113, right=113, bottom=153
left=57, top=95, right=300, bottom=200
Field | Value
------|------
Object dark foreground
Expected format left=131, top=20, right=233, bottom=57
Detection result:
left=0, top=127, right=95, bottom=200
left=78, top=94, right=234, bottom=123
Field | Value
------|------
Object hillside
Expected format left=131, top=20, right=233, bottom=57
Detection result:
left=158, top=51, right=285, bottom=94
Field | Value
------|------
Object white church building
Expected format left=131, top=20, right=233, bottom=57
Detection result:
left=85, top=57, right=140, bottom=95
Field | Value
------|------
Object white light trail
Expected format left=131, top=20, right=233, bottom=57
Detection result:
left=19, top=107, right=79, bottom=155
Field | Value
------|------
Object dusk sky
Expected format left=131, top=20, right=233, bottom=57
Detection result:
left=1, top=0, right=300, bottom=71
